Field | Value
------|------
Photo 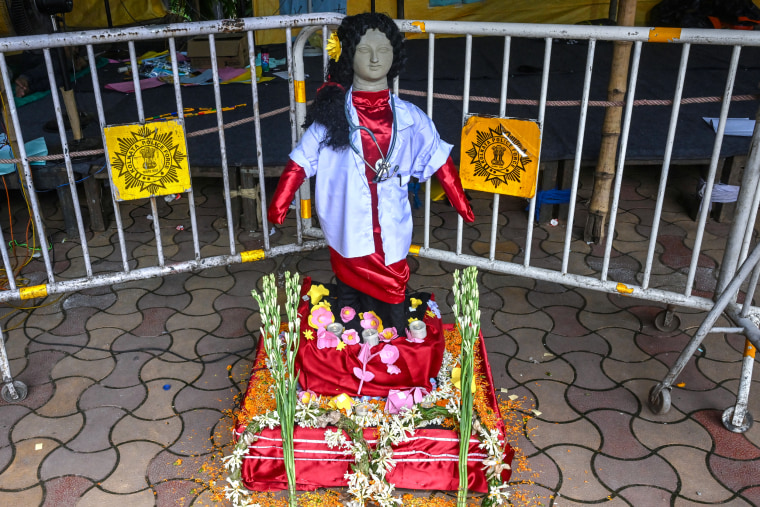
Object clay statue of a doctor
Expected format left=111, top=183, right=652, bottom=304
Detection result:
left=268, top=12, right=474, bottom=335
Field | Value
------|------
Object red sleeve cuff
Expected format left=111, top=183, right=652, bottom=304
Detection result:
left=267, top=159, right=307, bottom=225
left=435, top=157, right=474, bottom=223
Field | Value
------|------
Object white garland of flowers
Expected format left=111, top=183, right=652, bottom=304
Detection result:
left=223, top=318, right=511, bottom=507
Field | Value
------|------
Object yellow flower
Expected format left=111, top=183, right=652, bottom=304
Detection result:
left=304, top=329, right=315, bottom=341
left=328, top=393, right=353, bottom=413
left=307, top=284, right=330, bottom=305
left=410, top=298, right=423, bottom=309
left=315, top=300, right=331, bottom=311
left=326, top=32, right=341, bottom=62
left=408, top=317, right=419, bottom=324
left=336, top=341, right=346, bottom=351
left=451, top=367, right=477, bottom=393
left=426, top=310, right=436, bottom=319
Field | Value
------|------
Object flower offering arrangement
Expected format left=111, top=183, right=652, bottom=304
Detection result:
left=225, top=274, right=514, bottom=506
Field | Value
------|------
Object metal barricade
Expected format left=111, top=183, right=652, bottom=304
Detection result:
left=0, top=14, right=758, bottom=421
left=0, top=14, right=342, bottom=401
left=290, top=20, right=760, bottom=431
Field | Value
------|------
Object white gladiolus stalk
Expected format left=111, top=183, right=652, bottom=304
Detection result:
left=250, top=272, right=302, bottom=507
left=452, top=266, right=480, bottom=507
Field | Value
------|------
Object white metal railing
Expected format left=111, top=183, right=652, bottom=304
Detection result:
left=290, top=19, right=760, bottom=313
left=0, top=15, right=758, bottom=403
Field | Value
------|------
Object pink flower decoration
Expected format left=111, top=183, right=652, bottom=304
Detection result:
left=379, top=327, right=398, bottom=342
left=358, top=342, right=373, bottom=364
left=379, top=344, right=400, bottom=365
left=353, top=367, right=375, bottom=382
left=308, top=306, right=334, bottom=330
left=316, top=328, right=339, bottom=349
left=341, top=329, right=360, bottom=345
left=387, top=364, right=401, bottom=375
left=385, top=387, right=428, bottom=414
left=360, top=311, right=382, bottom=331
left=340, top=306, right=356, bottom=323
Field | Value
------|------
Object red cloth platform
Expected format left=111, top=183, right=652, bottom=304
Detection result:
left=236, top=317, right=514, bottom=493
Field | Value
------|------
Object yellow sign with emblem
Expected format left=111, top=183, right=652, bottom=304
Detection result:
left=104, top=120, right=191, bottom=201
left=459, top=116, right=540, bottom=198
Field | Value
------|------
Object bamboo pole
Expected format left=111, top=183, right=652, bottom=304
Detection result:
left=583, top=0, right=637, bottom=244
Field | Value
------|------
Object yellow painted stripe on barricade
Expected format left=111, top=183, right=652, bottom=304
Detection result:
left=409, top=244, right=421, bottom=256
left=616, top=283, right=634, bottom=295
left=241, top=249, right=266, bottom=263
left=294, top=80, right=306, bottom=103
left=20, top=284, right=48, bottom=300
left=300, top=199, right=312, bottom=219
left=745, top=341, right=756, bottom=359
left=649, top=27, right=681, bottom=43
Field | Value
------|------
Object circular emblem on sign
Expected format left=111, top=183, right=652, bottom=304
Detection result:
left=111, top=125, right=186, bottom=195
left=465, top=124, right=527, bottom=189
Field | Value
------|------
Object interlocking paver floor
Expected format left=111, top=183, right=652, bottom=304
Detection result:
left=0, top=165, right=758, bottom=505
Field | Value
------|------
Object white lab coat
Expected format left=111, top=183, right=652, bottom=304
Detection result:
left=289, top=88, right=451, bottom=265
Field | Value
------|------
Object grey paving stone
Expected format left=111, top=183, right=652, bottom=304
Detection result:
left=0, top=437, right=58, bottom=489
left=99, top=441, right=163, bottom=494
left=173, top=385, right=236, bottom=413
left=545, top=332, right=610, bottom=356
left=588, top=410, right=650, bottom=459
left=147, top=450, right=209, bottom=484
left=165, top=313, right=221, bottom=334
left=62, top=292, right=117, bottom=311
left=49, top=307, right=99, bottom=336
left=0, top=405, right=31, bottom=447
left=0, top=485, right=42, bottom=506
left=188, top=363, right=233, bottom=392
left=132, top=380, right=183, bottom=420
left=66, top=406, right=127, bottom=453
left=566, top=385, right=639, bottom=415
left=211, top=308, right=255, bottom=339
left=12, top=412, right=83, bottom=445
left=616, top=485, right=673, bottom=506
left=78, top=383, right=147, bottom=412
left=546, top=445, right=612, bottom=502
left=169, top=408, right=223, bottom=456
left=595, top=452, right=678, bottom=492
left=112, top=414, right=182, bottom=447
left=111, top=333, right=172, bottom=355
left=101, top=352, right=152, bottom=388
left=633, top=415, right=712, bottom=453
left=130, top=307, right=176, bottom=336
left=86, top=310, right=142, bottom=334
left=51, top=356, right=115, bottom=382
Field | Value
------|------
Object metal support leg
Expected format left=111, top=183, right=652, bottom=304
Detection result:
left=654, top=303, right=681, bottom=333
left=650, top=240, right=760, bottom=415
left=722, top=339, right=755, bottom=433
left=0, top=326, right=27, bottom=402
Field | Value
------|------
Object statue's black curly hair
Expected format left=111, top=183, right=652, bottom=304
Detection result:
left=304, top=12, right=406, bottom=150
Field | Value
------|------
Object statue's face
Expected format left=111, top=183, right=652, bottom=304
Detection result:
left=352, top=29, right=393, bottom=91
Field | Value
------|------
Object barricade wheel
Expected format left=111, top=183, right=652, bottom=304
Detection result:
left=1, top=380, right=27, bottom=402
left=654, top=310, right=680, bottom=333
left=648, top=384, right=671, bottom=415
left=722, top=407, right=753, bottom=433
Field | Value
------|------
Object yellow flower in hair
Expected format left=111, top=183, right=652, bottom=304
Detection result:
left=326, top=32, right=341, bottom=62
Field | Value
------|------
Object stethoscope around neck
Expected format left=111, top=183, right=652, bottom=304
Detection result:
left=345, top=91, right=400, bottom=184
